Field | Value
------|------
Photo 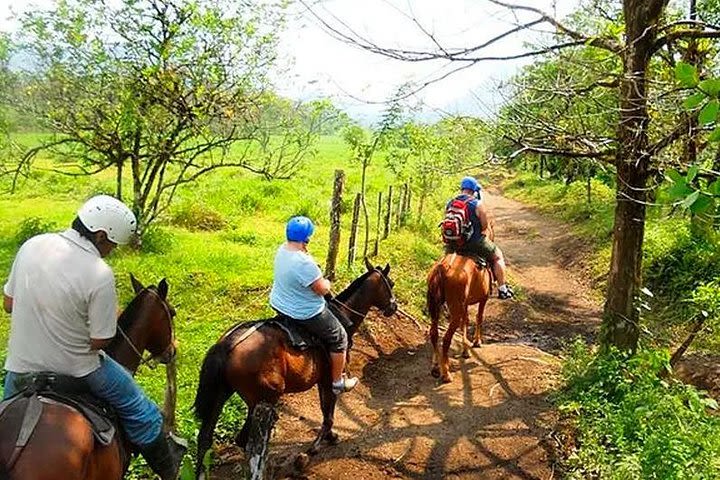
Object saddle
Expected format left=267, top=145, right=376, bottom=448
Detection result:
left=223, top=302, right=352, bottom=352
left=0, top=372, right=123, bottom=469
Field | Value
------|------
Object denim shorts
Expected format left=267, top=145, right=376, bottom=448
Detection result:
left=298, top=307, right=348, bottom=352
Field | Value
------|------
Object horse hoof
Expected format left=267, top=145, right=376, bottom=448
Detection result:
left=324, top=431, right=340, bottom=445
left=431, top=367, right=440, bottom=378
left=461, top=350, right=471, bottom=359
left=472, top=341, right=481, bottom=348
left=295, top=453, right=310, bottom=471
left=441, top=375, right=453, bottom=384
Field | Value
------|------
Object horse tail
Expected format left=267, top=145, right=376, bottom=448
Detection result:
left=0, top=463, right=9, bottom=480
left=194, top=341, right=231, bottom=422
left=194, top=340, right=233, bottom=478
left=427, top=261, right=446, bottom=323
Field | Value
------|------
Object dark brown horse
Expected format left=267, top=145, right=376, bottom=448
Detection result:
left=0, top=275, right=177, bottom=480
left=193, top=259, right=397, bottom=479
left=427, top=253, right=492, bottom=383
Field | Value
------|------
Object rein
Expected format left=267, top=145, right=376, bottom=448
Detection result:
left=117, top=288, right=174, bottom=369
left=331, top=268, right=396, bottom=323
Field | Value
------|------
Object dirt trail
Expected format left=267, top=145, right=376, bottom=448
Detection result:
left=213, top=191, right=602, bottom=479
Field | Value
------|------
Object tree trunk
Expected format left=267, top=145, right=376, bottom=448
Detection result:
left=116, top=160, right=123, bottom=201
left=602, top=0, right=668, bottom=352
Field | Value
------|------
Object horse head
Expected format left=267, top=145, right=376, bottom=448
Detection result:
left=363, top=257, right=397, bottom=317
left=113, top=274, right=177, bottom=371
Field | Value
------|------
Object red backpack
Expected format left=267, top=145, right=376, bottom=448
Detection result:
left=440, top=196, right=474, bottom=245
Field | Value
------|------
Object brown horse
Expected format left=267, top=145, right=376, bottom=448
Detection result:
left=427, top=253, right=493, bottom=383
left=0, top=275, right=177, bottom=480
left=193, top=259, right=397, bottom=479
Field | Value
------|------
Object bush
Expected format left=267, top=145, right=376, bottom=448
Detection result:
left=558, top=341, right=720, bottom=479
left=220, top=229, right=258, bottom=245
left=141, top=226, right=176, bottom=254
left=14, top=217, right=58, bottom=246
left=170, top=203, right=226, bottom=231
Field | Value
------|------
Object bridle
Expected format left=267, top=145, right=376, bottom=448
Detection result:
left=117, top=287, right=176, bottom=369
left=333, top=268, right=397, bottom=322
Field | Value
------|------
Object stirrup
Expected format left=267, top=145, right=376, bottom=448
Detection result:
left=332, top=375, right=359, bottom=395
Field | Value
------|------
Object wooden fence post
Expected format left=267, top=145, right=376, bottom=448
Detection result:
left=395, top=187, right=403, bottom=228
left=325, top=170, right=345, bottom=280
left=383, top=185, right=393, bottom=239
left=348, top=192, right=362, bottom=267
left=162, top=358, right=177, bottom=432
left=373, top=191, right=382, bottom=256
left=406, top=186, right=412, bottom=219
left=401, top=183, right=410, bottom=225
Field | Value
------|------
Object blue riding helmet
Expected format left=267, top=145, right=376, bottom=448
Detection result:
left=460, top=176, right=481, bottom=192
left=286, top=216, right=315, bottom=243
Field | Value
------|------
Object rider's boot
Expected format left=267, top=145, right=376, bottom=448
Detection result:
left=140, top=431, right=188, bottom=480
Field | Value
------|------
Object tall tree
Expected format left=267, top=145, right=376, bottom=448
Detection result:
left=12, top=0, right=322, bottom=238
left=304, top=0, right=720, bottom=351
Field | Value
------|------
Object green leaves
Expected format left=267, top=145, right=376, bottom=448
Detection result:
left=684, top=92, right=705, bottom=110
left=699, top=100, right=720, bottom=125
left=676, top=62, right=699, bottom=88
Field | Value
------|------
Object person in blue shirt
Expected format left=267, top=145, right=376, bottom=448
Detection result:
left=270, top=216, right=358, bottom=395
left=446, top=177, right=514, bottom=299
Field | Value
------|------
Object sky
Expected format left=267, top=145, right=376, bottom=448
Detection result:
left=1, top=0, right=582, bottom=124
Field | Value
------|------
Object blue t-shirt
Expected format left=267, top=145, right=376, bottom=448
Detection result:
left=270, top=244, right=325, bottom=320
left=446, top=193, right=483, bottom=241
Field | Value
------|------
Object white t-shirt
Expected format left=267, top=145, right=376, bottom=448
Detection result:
left=3, top=229, right=118, bottom=377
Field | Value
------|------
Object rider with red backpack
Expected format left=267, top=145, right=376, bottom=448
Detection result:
left=442, top=177, right=513, bottom=299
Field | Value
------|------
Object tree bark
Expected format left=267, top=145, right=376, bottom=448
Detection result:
left=348, top=193, right=362, bottom=267
left=325, top=170, right=345, bottom=280
left=602, top=0, right=669, bottom=352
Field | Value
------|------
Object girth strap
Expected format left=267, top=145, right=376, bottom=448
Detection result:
left=6, top=394, right=43, bottom=470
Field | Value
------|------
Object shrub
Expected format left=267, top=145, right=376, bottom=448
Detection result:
left=14, top=217, right=57, bottom=246
left=141, top=226, right=176, bottom=254
left=220, top=229, right=258, bottom=245
left=558, top=341, right=720, bottom=479
left=170, top=203, right=226, bottom=231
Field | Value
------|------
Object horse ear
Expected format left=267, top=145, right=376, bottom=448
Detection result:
left=364, top=257, right=373, bottom=272
left=130, top=274, right=144, bottom=294
left=383, top=263, right=390, bottom=275
left=158, top=279, right=168, bottom=300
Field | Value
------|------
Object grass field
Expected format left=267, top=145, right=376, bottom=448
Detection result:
left=0, top=134, right=459, bottom=475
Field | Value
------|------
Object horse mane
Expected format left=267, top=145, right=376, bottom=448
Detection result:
left=107, top=287, right=154, bottom=350
left=336, top=270, right=373, bottom=302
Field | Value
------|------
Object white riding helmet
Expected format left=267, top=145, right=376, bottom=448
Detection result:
left=77, top=195, right=137, bottom=245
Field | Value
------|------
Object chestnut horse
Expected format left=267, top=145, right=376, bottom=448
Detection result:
left=0, top=275, right=177, bottom=480
left=426, top=254, right=492, bottom=383
left=193, top=259, right=397, bottom=480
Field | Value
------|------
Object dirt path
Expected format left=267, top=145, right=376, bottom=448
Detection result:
left=212, top=191, right=602, bottom=479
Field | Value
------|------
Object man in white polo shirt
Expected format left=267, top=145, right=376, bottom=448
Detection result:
left=2, top=195, right=185, bottom=480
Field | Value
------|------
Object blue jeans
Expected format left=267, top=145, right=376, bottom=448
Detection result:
left=3, top=354, right=162, bottom=446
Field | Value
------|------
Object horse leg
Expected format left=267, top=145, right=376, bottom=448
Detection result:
left=473, top=296, right=488, bottom=348
left=429, top=317, right=441, bottom=378
left=440, top=310, right=461, bottom=383
left=461, top=311, right=471, bottom=359
left=309, top=382, right=338, bottom=454
left=246, top=401, right=278, bottom=480
left=196, top=390, right=232, bottom=480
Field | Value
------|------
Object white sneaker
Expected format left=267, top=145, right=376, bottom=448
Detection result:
left=332, top=375, right=359, bottom=395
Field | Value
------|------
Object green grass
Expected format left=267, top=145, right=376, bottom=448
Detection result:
left=0, top=134, right=450, bottom=476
